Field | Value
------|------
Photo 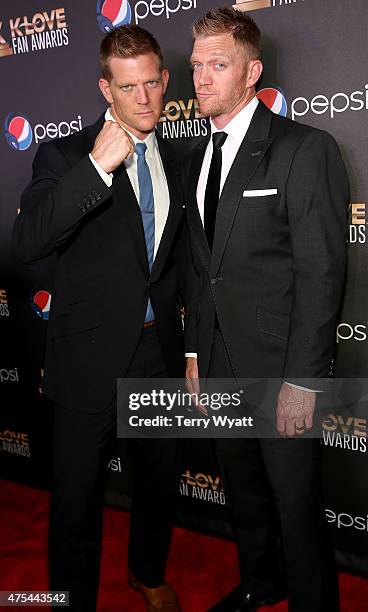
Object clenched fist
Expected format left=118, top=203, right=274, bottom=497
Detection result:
left=91, top=120, right=135, bottom=173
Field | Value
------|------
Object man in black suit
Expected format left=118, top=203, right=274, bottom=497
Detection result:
left=13, top=25, right=185, bottom=612
left=185, top=8, right=349, bottom=612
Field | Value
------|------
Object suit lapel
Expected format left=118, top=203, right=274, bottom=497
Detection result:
left=150, top=133, right=183, bottom=283
left=186, top=137, right=211, bottom=270
left=211, top=102, right=273, bottom=276
left=113, top=165, right=150, bottom=276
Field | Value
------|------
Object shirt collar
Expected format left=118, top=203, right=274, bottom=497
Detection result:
left=104, top=108, right=157, bottom=158
left=209, top=96, right=259, bottom=144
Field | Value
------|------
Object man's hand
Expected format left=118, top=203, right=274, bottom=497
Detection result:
left=276, top=383, right=316, bottom=437
left=185, top=357, right=200, bottom=395
left=91, top=121, right=135, bottom=173
left=185, top=357, right=208, bottom=415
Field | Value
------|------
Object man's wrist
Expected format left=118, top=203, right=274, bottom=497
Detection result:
left=89, top=153, right=113, bottom=187
left=284, top=382, right=321, bottom=393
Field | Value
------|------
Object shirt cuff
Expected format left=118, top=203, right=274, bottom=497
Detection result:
left=89, top=154, right=113, bottom=187
left=285, top=382, right=322, bottom=393
left=185, top=353, right=197, bottom=358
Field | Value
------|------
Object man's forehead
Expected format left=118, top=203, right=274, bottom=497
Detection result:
left=191, top=34, right=237, bottom=58
left=108, top=53, right=161, bottom=78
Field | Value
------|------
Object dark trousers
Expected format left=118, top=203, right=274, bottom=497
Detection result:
left=49, top=326, right=179, bottom=611
left=209, top=329, right=339, bottom=612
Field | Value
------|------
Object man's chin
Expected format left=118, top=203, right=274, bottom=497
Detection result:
left=135, top=118, right=157, bottom=135
left=197, top=99, right=220, bottom=118
left=197, top=102, right=212, bottom=117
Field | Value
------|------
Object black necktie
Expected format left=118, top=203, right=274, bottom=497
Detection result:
left=204, top=131, right=228, bottom=251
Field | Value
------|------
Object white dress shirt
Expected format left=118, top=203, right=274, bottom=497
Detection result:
left=196, top=96, right=259, bottom=222
left=185, top=98, right=258, bottom=359
left=89, top=108, right=169, bottom=258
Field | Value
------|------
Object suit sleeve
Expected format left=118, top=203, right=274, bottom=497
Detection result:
left=177, top=160, right=200, bottom=355
left=12, top=141, right=112, bottom=264
left=183, top=226, right=201, bottom=354
left=283, top=130, right=349, bottom=380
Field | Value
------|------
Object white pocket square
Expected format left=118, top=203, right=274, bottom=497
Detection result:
left=243, top=189, right=278, bottom=197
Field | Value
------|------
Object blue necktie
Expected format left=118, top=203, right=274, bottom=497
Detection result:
left=135, top=142, right=155, bottom=323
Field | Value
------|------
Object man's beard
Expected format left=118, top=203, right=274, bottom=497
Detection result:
left=196, top=82, right=248, bottom=119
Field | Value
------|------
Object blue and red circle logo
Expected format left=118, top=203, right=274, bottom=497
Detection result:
left=31, top=290, right=52, bottom=321
left=257, top=87, right=287, bottom=117
left=96, top=0, right=132, bottom=33
left=4, top=113, right=33, bottom=151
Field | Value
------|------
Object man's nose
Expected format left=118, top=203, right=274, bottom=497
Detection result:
left=135, top=84, right=149, bottom=104
left=197, top=66, right=212, bottom=86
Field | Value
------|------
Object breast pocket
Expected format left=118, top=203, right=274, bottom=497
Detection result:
left=241, top=194, right=280, bottom=209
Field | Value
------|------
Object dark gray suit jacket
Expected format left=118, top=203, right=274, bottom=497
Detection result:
left=184, top=101, right=349, bottom=385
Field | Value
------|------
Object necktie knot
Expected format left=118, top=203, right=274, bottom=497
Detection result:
left=212, top=131, right=227, bottom=150
left=135, top=142, right=147, bottom=157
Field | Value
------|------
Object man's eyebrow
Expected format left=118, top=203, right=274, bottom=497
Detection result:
left=190, top=53, right=231, bottom=62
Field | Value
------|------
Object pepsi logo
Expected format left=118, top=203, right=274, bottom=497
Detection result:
left=4, top=113, right=33, bottom=151
left=96, top=0, right=132, bottom=32
left=31, top=290, right=52, bottom=321
left=257, top=87, right=287, bottom=117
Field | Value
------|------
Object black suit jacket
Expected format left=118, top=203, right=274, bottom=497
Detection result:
left=13, top=115, right=186, bottom=412
left=184, top=102, right=349, bottom=384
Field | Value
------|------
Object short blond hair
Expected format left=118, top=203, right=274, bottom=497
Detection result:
left=192, top=7, right=261, bottom=61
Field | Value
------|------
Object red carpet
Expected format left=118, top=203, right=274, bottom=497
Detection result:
left=0, top=480, right=367, bottom=611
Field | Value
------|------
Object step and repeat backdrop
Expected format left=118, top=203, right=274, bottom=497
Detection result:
left=1, top=0, right=368, bottom=575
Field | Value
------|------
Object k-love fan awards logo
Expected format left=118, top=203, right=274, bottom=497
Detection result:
left=0, top=7, right=69, bottom=58
left=4, top=112, right=83, bottom=152
left=0, top=289, right=10, bottom=317
left=0, top=429, right=31, bottom=458
left=233, top=0, right=303, bottom=12
left=349, top=203, right=366, bottom=244
left=180, top=469, right=226, bottom=505
left=322, top=413, right=367, bottom=454
left=96, top=0, right=197, bottom=31
left=159, top=98, right=207, bottom=140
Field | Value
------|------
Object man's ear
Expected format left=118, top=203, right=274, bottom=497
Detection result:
left=246, top=60, right=263, bottom=89
left=161, top=68, right=169, bottom=94
left=98, top=78, right=113, bottom=104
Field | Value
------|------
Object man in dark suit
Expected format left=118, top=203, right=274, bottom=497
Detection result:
left=184, top=8, right=349, bottom=612
left=13, top=25, right=185, bottom=612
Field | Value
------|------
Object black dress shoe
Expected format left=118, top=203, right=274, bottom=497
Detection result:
left=208, top=584, right=287, bottom=612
